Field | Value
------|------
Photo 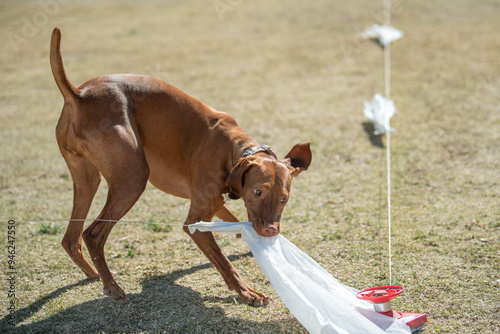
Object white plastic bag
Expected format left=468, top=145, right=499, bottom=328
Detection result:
left=189, top=221, right=412, bottom=334
left=363, top=25, right=403, bottom=47
left=363, top=93, right=396, bottom=135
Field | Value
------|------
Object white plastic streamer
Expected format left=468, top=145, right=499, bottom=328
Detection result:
left=363, top=93, right=396, bottom=135
left=362, top=25, right=403, bottom=47
left=189, top=221, right=413, bottom=334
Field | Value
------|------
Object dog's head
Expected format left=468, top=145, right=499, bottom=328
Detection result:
left=225, top=143, right=312, bottom=237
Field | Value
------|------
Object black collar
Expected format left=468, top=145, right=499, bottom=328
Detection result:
left=241, top=145, right=277, bottom=160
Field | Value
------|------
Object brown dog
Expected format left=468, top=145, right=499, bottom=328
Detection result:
left=50, top=27, right=312, bottom=306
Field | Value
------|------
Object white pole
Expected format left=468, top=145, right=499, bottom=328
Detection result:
left=384, top=0, right=392, bottom=286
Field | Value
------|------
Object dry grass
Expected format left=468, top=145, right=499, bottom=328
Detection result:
left=1, top=0, right=499, bottom=333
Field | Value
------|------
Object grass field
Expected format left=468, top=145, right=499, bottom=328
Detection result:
left=1, top=0, right=499, bottom=333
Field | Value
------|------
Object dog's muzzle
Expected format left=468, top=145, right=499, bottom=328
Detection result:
left=251, top=220, right=281, bottom=237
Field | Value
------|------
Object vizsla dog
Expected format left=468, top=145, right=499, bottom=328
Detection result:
left=50, top=27, right=312, bottom=306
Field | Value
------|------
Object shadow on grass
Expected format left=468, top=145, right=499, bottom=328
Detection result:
left=362, top=122, right=385, bottom=148
left=2, top=253, right=286, bottom=334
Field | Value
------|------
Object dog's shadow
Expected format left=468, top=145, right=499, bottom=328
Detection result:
left=1, top=253, right=287, bottom=334
left=362, top=122, right=385, bottom=148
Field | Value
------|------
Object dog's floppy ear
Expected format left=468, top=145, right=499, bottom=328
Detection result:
left=283, top=142, right=312, bottom=177
left=225, top=157, right=254, bottom=199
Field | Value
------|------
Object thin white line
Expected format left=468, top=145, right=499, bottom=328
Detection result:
left=0, top=218, right=186, bottom=226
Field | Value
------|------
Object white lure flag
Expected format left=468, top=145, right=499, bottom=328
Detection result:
left=189, top=221, right=413, bottom=334
left=363, top=24, right=403, bottom=47
left=364, top=93, right=396, bottom=135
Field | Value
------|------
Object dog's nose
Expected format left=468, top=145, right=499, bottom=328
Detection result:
left=262, top=225, right=278, bottom=237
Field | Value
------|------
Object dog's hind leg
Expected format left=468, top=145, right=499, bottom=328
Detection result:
left=61, top=153, right=102, bottom=279
left=81, top=127, right=150, bottom=303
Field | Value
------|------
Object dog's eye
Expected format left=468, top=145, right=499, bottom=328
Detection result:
left=281, top=197, right=288, bottom=204
left=254, top=189, right=262, bottom=197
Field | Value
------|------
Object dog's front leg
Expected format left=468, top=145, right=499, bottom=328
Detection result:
left=183, top=206, right=269, bottom=307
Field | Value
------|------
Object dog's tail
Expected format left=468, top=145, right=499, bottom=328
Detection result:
left=50, top=27, right=80, bottom=100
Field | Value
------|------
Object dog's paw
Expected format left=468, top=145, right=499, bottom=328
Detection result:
left=248, top=296, right=269, bottom=307
left=241, top=289, right=270, bottom=307
left=103, top=284, right=130, bottom=304
left=113, top=295, right=130, bottom=304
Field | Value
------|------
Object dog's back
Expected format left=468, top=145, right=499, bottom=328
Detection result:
left=50, top=28, right=250, bottom=198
